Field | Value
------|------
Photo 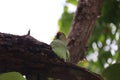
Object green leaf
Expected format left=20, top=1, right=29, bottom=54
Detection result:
left=66, top=0, right=78, bottom=5
left=102, top=63, right=120, bottom=80
left=0, top=72, right=26, bottom=80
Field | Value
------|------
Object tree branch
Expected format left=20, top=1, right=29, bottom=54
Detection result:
left=0, top=32, right=103, bottom=80
left=67, top=0, right=103, bottom=63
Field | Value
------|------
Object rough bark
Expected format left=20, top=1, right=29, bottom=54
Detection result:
left=0, top=32, right=103, bottom=80
left=67, top=0, right=103, bottom=63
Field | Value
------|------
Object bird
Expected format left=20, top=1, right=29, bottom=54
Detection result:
left=50, top=32, right=70, bottom=62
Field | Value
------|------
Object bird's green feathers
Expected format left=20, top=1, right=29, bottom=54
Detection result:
left=50, top=32, right=70, bottom=62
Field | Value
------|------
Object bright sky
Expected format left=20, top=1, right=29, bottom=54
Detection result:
left=0, top=0, right=66, bottom=44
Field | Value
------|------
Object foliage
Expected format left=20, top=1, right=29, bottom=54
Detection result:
left=58, top=0, right=120, bottom=80
left=102, top=63, right=120, bottom=80
left=0, top=72, right=26, bottom=80
left=58, top=6, right=73, bottom=35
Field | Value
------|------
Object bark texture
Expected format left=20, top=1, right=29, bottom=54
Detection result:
left=67, top=0, right=103, bottom=63
left=0, top=32, right=103, bottom=80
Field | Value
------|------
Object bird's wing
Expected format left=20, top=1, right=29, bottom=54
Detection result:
left=50, top=39, right=67, bottom=60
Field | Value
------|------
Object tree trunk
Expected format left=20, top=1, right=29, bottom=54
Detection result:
left=67, top=0, right=103, bottom=63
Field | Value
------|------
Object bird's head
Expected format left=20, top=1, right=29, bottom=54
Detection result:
left=55, top=32, right=66, bottom=42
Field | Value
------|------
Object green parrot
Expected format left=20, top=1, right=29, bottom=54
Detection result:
left=50, top=32, right=70, bottom=62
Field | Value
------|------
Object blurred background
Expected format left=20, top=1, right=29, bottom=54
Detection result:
left=0, top=0, right=67, bottom=43
left=0, top=0, right=120, bottom=80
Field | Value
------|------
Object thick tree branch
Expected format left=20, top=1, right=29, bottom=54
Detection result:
left=67, top=0, right=103, bottom=63
left=0, top=32, right=103, bottom=80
